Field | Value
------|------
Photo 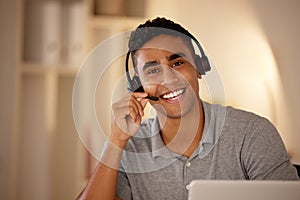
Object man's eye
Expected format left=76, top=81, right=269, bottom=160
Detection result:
left=147, top=68, right=160, bottom=74
left=172, top=61, right=184, bottom=67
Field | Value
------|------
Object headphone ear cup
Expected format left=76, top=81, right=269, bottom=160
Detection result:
left=201, top=55, right=211, bottom=73
left=195, top=55, right=205, bottom=75
left=130, top=75, right=144, bottom=92
left=195, top=55, right=211, bottom=75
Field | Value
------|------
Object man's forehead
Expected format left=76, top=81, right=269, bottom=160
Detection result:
left=138, top=34, right=191, bottom=54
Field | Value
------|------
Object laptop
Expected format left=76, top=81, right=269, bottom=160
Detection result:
left=188, top=180, right=300, bottom=200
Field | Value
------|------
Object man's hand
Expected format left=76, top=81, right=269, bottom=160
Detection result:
left=110, top=92, right=149, bottom=148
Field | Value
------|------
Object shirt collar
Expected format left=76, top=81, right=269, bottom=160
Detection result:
left=150, top=101, right=226, bottom=159
left=150, top=117, right=174, bottom=158
left=196, top=101, right=226, bottom=159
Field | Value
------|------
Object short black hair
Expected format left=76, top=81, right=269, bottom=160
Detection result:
left=128, top=17, right=196, bottom=63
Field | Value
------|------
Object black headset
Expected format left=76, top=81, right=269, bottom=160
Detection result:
left=125, top=33, right=211, bottom=93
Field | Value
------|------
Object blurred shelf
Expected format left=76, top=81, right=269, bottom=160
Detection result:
left=88, top=15, right=145, bottom=30
left=20, top=62, right=79, bottom=77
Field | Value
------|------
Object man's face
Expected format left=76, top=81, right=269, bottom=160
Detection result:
left=135, top=34, right=201, bottom=118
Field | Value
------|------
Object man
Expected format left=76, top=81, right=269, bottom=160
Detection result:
left=77, top=17, right=299, bottom=200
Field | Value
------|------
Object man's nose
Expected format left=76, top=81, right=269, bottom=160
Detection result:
left=161, top=66, right=179, bottom=85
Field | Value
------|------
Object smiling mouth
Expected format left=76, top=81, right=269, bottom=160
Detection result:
left=160, top=88, right=185, bottom=100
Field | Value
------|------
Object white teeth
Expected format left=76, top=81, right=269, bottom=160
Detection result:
left=162, top=89, right=184, bottom=99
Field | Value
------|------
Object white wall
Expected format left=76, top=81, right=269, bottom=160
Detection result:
left=145, top=0, right=300, bottom=163
left=250, top=0, right=300, bottom=164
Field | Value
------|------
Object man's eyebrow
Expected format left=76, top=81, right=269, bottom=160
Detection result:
left=142, top=52, right=187, bottom=71
left=168, top=52, right=187, bottom=61
left=142, top=61, right=159, bottom=71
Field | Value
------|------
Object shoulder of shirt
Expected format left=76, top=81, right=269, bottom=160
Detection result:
left=226, top=104, right=271, bottom=125
left=203, top=101, right=266, bottom=121
left=204, top=101, right=275, bottom=133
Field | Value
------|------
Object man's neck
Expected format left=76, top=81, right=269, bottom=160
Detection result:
left=157, top=100, right=205, bottom=158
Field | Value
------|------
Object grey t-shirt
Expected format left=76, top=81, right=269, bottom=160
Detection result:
left=115, top=102, right=299, bottom=200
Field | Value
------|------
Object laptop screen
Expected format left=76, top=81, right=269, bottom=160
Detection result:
left=188, top=180, right=300, bottom=200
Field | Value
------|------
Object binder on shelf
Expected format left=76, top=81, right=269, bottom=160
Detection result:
left=95, top=0, right=125, bottom=16
left=62, top=0, right=86, bottom=66
left=24, top=1, right=62, bottom=65
left=125, top=0, right=146, bottom=17
left=95, top=0, right=146, bottom=17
